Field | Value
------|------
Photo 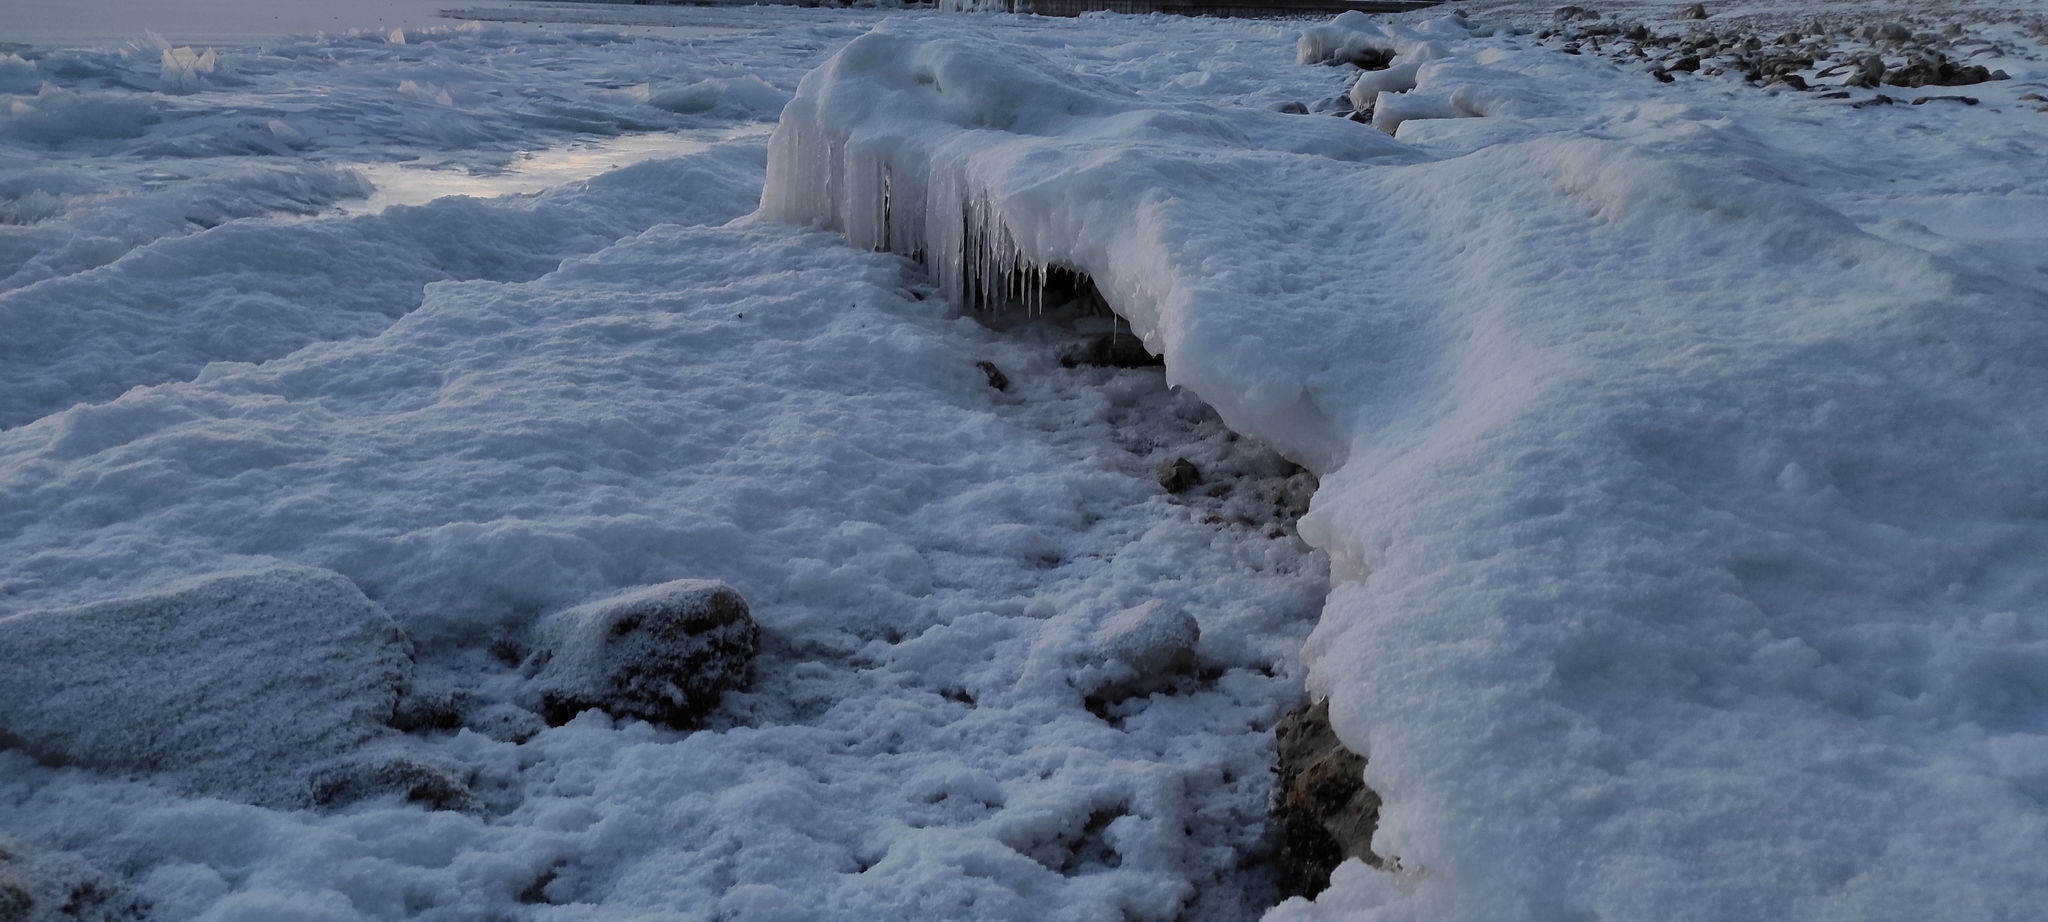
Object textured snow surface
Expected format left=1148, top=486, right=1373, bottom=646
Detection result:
left=0, top=566, right=414, bottom=808
left=4, top=2, right=2048, bottom=921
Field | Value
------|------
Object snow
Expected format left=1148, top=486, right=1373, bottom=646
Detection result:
left=4, top=1, right=2048, bottom=920
left=765, top=9, right=2048, bottom=922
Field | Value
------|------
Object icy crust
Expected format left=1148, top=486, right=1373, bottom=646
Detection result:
left=0, top=566, right=412, bottom=808
left=763, top=18, right=2048, bottom=922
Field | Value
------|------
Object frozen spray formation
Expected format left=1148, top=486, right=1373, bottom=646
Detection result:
left=762, top=16, right=2048, bottom=922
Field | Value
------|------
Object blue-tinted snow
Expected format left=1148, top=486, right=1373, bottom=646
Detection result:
left=4, top=3, right=2048, bottom=921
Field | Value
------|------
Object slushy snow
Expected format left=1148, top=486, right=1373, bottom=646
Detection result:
left=4, top=2, right=2048, bottom=921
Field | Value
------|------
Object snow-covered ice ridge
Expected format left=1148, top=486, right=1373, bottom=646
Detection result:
left=2, top=3, right=2047, bottom=921
left=763, top=7, right=2048, bottom=922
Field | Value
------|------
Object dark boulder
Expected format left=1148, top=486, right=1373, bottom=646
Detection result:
left=1272, top=698, right=1382, bottom=898
left=1157, top=457, right=1202, bottom=494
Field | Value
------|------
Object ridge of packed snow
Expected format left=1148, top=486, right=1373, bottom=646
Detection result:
left=762, top=15, right=2048, bottom=921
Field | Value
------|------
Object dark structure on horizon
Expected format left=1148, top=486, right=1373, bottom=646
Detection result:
left=1014, top=0, right=1442, bottom=15
left=616, top=0, right=1447, bottom=17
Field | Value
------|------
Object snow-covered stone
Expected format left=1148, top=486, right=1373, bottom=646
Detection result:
left=1078, top=600, right=1200, bottom=708
left=525, top=579, right=758, bottom=729
left=0, top=566, right=412, bottom=807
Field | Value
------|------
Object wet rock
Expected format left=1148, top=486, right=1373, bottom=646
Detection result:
left=1340, top=46, right=1396, bottom=71
left=1059, top=332, right=1163, bottom=369
left=1884, top=55, right=1992, bottom=88
left=1553, top=6, right=1599, bottom=23
left=1858, top=22, right=1911, bottom=43
left=1157, top=457, right=1202, bottom=494
left=526, top=579, right=758, bottom=730
left=1079, top=600, right=1200, bottom=710
left=1911, top=94, right=1980, bottom=105
left=1273, top=698, right=1382, bottom=898
left=1269, top=100, right=1311, bottom=115
left=1679, top=2, right=1708, bottom=20
left=1309, top=94, right=1352, bottom=115
left=977, top=360, right=1010, bottom=391
left=0, top=566, right=414, bottom=808
left=1846, top=54, right=1887, bottom=87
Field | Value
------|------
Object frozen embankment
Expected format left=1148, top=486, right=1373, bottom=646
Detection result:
left=762, top=17, right=2048, bottom=922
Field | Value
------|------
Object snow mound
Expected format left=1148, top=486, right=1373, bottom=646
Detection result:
left=0, top=566, right=414, bottom=808
left=765, top=18, right=2048, bottom=922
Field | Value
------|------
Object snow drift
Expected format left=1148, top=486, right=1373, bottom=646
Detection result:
left=762, top=17, right=2048, bottom=922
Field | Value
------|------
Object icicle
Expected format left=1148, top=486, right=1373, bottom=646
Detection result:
left=761, top=62, right=1081, bottom=316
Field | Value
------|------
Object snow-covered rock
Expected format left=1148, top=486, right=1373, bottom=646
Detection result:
left=525, top=579, right=759, bottom=729
left=1078, top=600, right=1200, bottom=708
left=0, top=566, right=414, bottom=807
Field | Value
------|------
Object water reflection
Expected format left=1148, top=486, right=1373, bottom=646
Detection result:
left=341, top=127, right=769, bottom=214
